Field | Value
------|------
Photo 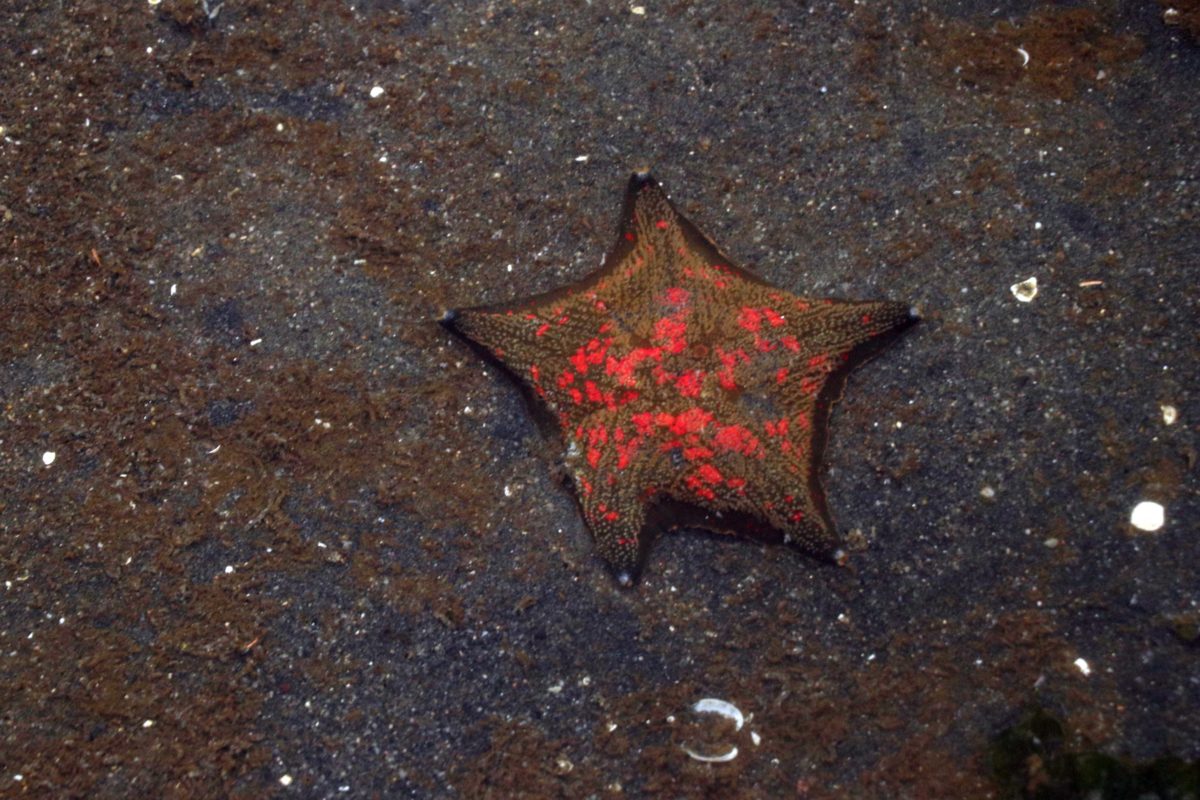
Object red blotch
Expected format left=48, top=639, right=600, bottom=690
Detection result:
left=713, top=424, right=760, bottom=456
left=616, top=434, right=641, bottom=470
left=697, top=463, right=723, bottom=485
left=737, top=307, right=763, bottom=333
left=665, top=286, right=690, bottom=306
left=668, top=407, right=713, bottom=436
left=775, top=367, right=789, bottom=385
left=675, top=371, right=703, bottom=398
left=656, top=219, right=669, bottom=230
left=606, top=346, right=662, bottom=387
left=535, top=323, right=551, bottom=337
left=654, top=316, right=688, bottom=354
left=685, top=474, right=717, bottom=501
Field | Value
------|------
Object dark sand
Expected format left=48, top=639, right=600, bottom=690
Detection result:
left=2, top=2, right=1197, bottom=797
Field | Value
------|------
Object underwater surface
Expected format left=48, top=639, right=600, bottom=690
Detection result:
left=2, top=1, right=1197, bottom=797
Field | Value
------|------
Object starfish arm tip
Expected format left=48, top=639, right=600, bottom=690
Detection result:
left=628, top=169, right=657, bottom=191
left=614, top=569, right=638, bottom=588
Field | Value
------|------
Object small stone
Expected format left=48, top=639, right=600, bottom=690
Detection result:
left=1130, top=501, right=1164, bottom=532
left=1011, top=277, right=1038, bottom=302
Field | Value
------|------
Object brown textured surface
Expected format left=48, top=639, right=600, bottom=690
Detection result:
left=448, top=174, right=915, bottom=582
left=1, top=2, right=1197, bottom=797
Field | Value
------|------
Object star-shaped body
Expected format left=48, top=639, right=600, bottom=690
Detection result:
left=445, top=173, right=917, bottom=585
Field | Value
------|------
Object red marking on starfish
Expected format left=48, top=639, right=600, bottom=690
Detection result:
left=737, top=307, right=763, bottom=333
left=713, top=424, right=760, bottom=457
left=665, top=286, right=690, bottom=305
left=697, top=463, right=723, bottom=484
left=654, top=316, right=688, bottom=353
left=675, top=371, right=703, bottom=397
left=615, top=431, right=641, bottom=470
left=685, top=474, right=717, bottom=500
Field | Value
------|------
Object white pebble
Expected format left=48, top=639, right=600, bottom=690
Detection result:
left=42, top=451, right=56, bottom=466
left=1011, top=277, right=1038, bottom=302
left=279, top=774, right=293, bottom=787
left=1130, top=501, right=1164, bottom=532
left=1073, top=657, right=1091, bottom=676
left=369, top=86, right=385, bottom=99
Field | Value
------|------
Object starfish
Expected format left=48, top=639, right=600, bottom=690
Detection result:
left=444, top=172, right=918, bottom=586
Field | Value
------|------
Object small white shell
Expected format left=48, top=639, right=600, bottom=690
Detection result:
left=682, top=744, right=739, bottom=763
left=692, top=698, right=744, bottom=731
left=1011, top=277, right=1038, bottom=302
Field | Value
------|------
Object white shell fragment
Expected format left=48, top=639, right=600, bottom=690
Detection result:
left=1130, top=501, right=1165, bottom=532
left=1011, top=277, right=1038, bottom=302
left=42, top=451, right=56, bottom=466
left=680, top=698, right=747, bottom=763
left=693, top=698, right=744, bottom=731
left=1161, top=405, right=1178, bottom=425
left=682, top=744, right=739, bottom=763
left=1073, top=657, right=1091, bottom=676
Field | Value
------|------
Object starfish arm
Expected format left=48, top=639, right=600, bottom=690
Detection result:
left=572, top=472, right=649, bottom=587
left=793, top=299, right=917, bottom=357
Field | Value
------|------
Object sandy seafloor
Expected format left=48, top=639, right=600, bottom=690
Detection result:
left=1, top=1, right=1198, bottom=798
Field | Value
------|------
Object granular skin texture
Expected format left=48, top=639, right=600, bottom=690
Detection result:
left=448, top=174, right=916, bottom=584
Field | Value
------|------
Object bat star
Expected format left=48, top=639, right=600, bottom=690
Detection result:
left=445, top=172, right=918, bottom=586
